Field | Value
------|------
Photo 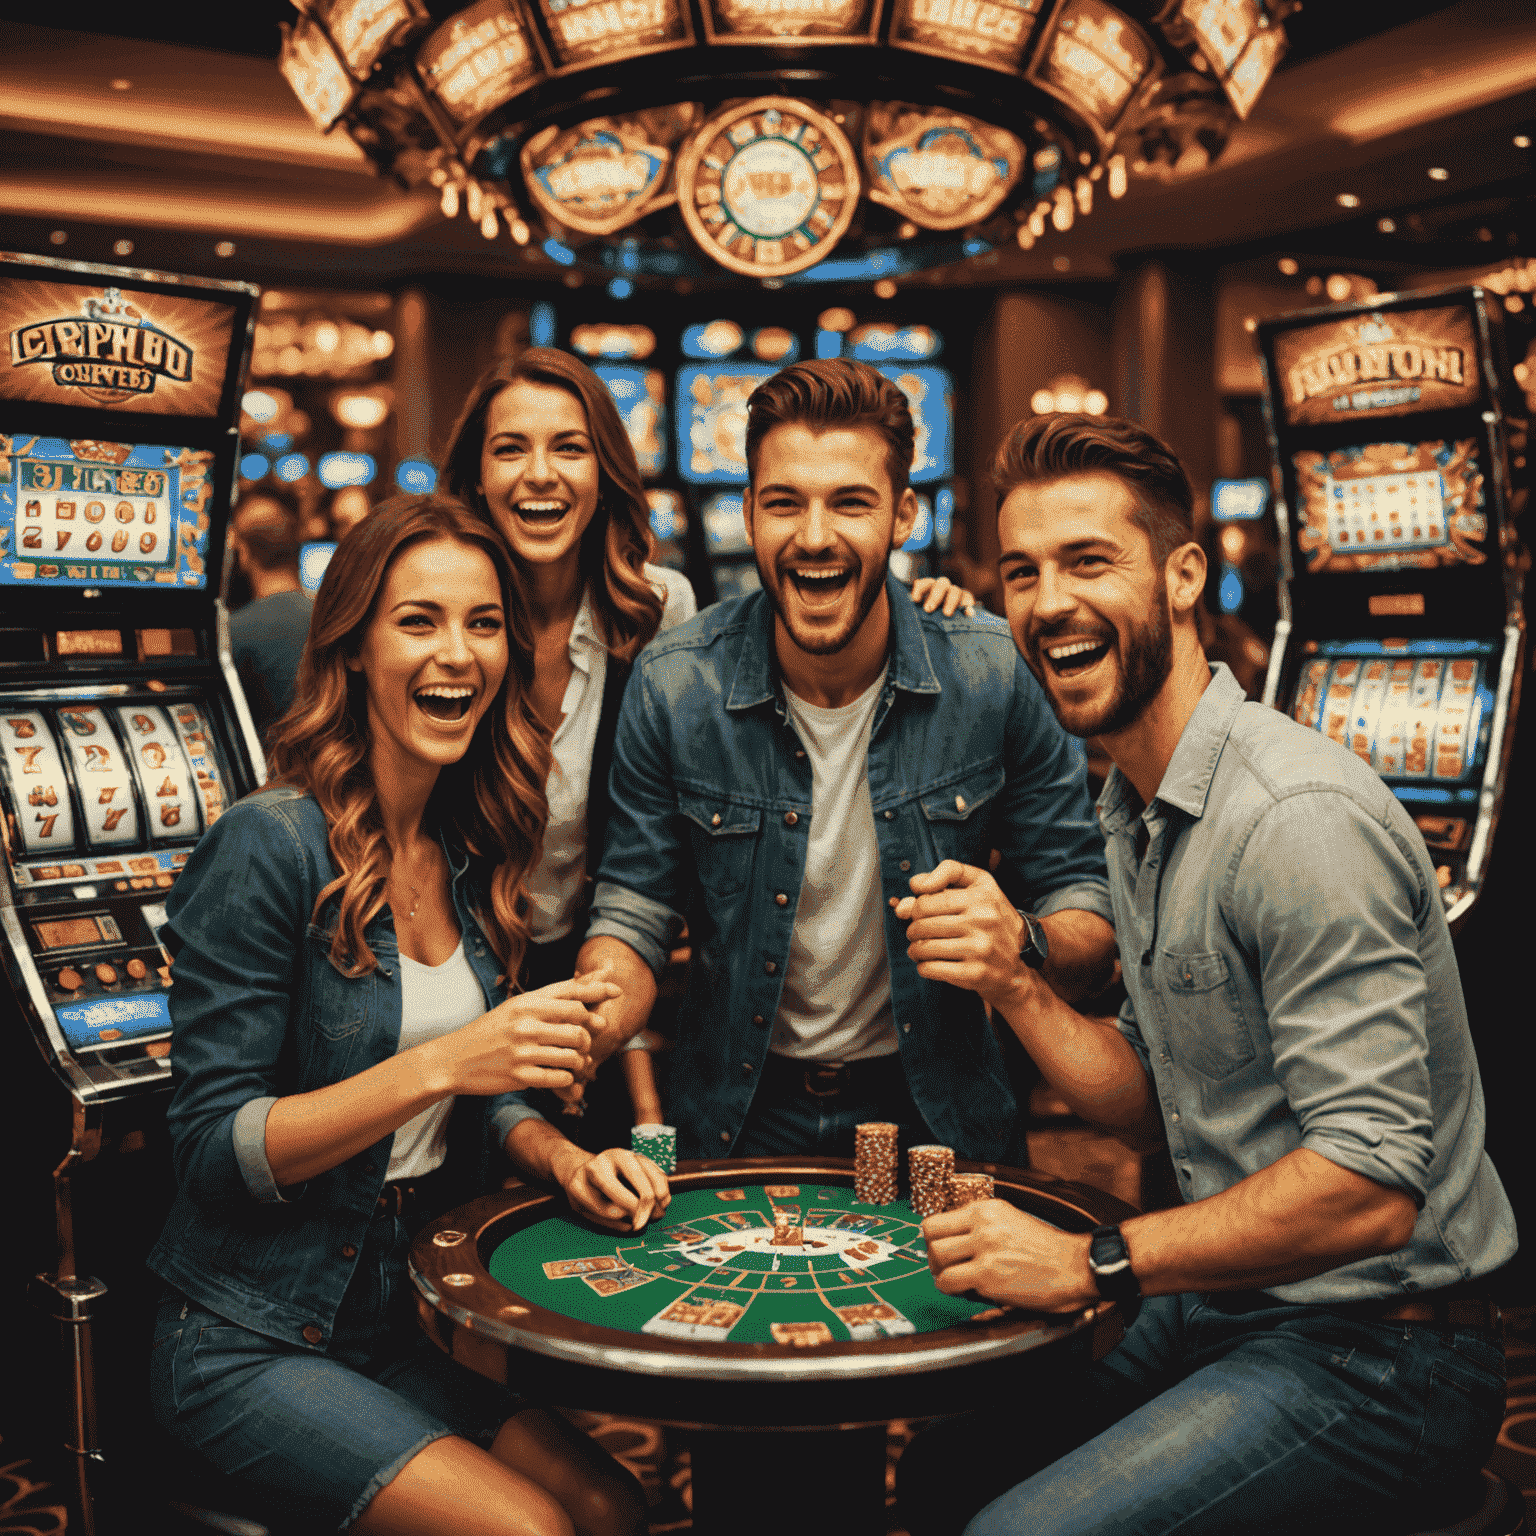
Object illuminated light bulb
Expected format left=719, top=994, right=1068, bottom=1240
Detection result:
left=441, top=182, right=459, bottom=218
left=1377, top=217, right=1396, bottom=233
left=1031, top=389, right=1055, bottom=414
left=1028, top=207, right=1047, bottom=239
left=1336, top=193, right=1360, bottom=208
left=1221, top=526, right=1246, bottom=561
left=371, top=331, right=394, bottom=358
left=899, top=222, right=917, bottom=239
left=1278, top=257, right=1299, bottom=275
left=1076, top=177, right=1092, bottom=216
left=1017, top=225, right=1036, bottom=251
left=1242, top=316, right=1258, bottom=332
left=1084, top=390, right=1108, bottom=415
left=1052, top=185, right=1074, bottom=232
left=467, top=182, right=483, bottom=220
left=481, top=208, right=498, bottom=239
left=874, top=278, right=897, bottom=299
left=1108, top=155, right=1127, bottom=199
left=509, top=217, right=530, bottom=246
left=1326, top=274, right=1352, bottom=302
left=1427, top=166, right=1449, bottom=181
left=1507, top=295, right=1526, bottom=313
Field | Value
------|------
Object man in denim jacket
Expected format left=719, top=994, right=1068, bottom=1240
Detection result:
left=896, top=413, right=1516, bottom=1535
left=576, top=359, right=1116, bottom=1163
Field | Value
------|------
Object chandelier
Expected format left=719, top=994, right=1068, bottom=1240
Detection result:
left=280, top=0, right=1297, bottom=286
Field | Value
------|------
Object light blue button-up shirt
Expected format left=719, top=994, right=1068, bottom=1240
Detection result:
left=1103, top=664, right=1516, bottom=1301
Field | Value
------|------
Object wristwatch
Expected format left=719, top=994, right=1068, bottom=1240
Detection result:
left=1015, top=909, right=1050, bottom=971
left=1088, top=1224, right=1141, bottom=1323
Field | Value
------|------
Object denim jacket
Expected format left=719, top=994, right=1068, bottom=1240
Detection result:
left=587, top=575, right=1112, bottom=1163
left=146, top=788, right=524, bottom=1350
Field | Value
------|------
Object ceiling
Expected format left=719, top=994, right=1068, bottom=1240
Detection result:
left=1, top=0, right=1532, bottom=292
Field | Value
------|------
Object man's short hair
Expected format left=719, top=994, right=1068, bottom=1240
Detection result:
left=233, top=488, right=302, bottom=572
left=746, top=358, right=914, bottom=500
left=993, top=413, right=1195, bottom=566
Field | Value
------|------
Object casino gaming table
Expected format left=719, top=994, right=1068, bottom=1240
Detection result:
left=411, top=1157, right=1135, bottom=1535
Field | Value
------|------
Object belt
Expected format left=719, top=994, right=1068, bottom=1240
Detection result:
left=374, top=1166, right=455, bottom=1222
left=759, top=1052, right=901, bottom=1099
left=1205, top=1278, right=1500, bottom=1332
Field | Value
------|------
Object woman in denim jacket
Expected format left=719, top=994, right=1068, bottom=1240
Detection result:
left=148, top=495, right=664, bottom=1536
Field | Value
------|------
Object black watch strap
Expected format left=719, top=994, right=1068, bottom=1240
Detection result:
left=1016, top=908, right=1049, bottom=971
left=1088, top=1224, right=1141, bottom=1322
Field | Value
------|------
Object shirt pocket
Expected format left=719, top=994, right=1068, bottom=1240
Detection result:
left=919, top=764, right=1005, bottom=868
left=677, top=790, right=762, bottom=896
left=304, top=923, right=376, bottom=1040
left=1161, top=949, right=1256, bottom=1080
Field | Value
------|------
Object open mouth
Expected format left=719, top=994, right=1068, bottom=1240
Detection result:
left=786, top=565, right=854, bottom=604
left=1041, top=636, right=1113, bottom=679
left=514, top=499, right=569, bottom=525
left=414, top=685, right=475, bottom=722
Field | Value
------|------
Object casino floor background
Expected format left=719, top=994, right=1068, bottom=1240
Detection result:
left=2, top=1101, right=1532, bottom=1534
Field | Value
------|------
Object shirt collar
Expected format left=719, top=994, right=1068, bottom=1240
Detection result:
left=725, top=572, right=941, bottom=712
left=1096, top=663, right=1246, bottom=835
left=567, top=585, right=601, bottom=673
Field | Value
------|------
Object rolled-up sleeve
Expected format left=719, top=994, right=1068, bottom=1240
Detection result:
left=488, top=1090, right=546, bottom=1148
left=1231, top=789, right=1435, bottom=1207
left=162, top=801, right=309, bottom=1208
left=997, top=652, right=1112, bottom=924
left=590, top=659, right=688, bottom=978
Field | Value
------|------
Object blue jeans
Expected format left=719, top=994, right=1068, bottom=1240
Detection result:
left=150, top=1208, right=523, bottom=1530
left=897, top=1292, right=1506, bottom=1536
left=734, top=1052, right=938, bottom=1158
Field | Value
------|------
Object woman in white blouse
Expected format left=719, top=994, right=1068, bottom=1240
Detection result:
left=441, top=350, right=971, bottom=1117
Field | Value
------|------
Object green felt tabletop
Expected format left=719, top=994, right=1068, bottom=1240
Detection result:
left=489, top=1181, right=994, bottom=1345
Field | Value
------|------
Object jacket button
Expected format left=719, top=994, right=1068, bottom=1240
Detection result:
left=775, top=893, right=788, bottom=906
left=720, top=1131, right=731, bottom=1143
left=341, top=1244, right=356, bottom=1258
left=742, top=1061, right=754, bottom=1073
left=302, top=1324, right=323, bottom=1345
left=753, top=1014, right=765, bottom=1026
left=764, top=960, right=777, bottom=974
left=711, top=813, right=722, bottom=827
left=884, top=809, right=895, bottom=820
left=903, top=1021, right=912, bottom=1034
left=784, top=811, right=798, bottom=826
left=899, top=860, right=910, bottom=872
left=796, top=749, right=806, bottom=759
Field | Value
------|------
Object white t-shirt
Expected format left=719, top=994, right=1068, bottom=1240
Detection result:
left=527, top=564, right=696, bottom=945
left=773, top=670, right=897, bottom=1063
left=387, top=940, right=485, bottom=1181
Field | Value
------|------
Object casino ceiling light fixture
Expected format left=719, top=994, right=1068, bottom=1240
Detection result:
left=277, top=0, right=1296, bottom=285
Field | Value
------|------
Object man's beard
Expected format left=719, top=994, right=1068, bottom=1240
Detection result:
left=1032, top=574, right=1174, bottom=739
left=757, top=550, right=887, bottom=657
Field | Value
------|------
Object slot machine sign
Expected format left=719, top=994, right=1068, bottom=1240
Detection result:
left=0, top=276, right=236, bottom=418
left=1270, top=306, right=1481, bottom=429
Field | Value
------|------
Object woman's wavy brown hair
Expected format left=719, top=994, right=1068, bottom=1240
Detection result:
left=265, top=493, right=551, bottom=978
left=441, top=347, right=663, bottom=663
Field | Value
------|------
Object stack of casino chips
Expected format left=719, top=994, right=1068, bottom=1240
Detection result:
left=947, top=1172, right=995, bottom=1209
left=907, top=1144, right=956, bottom=1218
left=854, top=1121, right=899, bottom=1204
left=631, top=1123, right=677, bottom=1174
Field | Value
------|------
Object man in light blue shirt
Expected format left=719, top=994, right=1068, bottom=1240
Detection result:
left=897, top=412, right=1515, bottom=1536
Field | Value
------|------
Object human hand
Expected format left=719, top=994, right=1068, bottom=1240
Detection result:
left=891, top=859, right=1034, bottom=1012
left=923, top=1199, right=1095, bottom=1313
left=556, top=1146, right=671, bottom=1232
left=910, top=575, right=976, bottom=617
left=434, top=975, right=616, bottom=1096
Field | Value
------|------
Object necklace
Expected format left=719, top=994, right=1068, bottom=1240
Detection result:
left=390, top=867, right=422, bottom=921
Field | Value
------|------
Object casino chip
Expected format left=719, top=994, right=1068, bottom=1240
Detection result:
left=907, top=1144, right=954, bottom=1218
left=947, top=1172, right=994, bottom=1208
left=854, top=1121, right=898, bottom=1204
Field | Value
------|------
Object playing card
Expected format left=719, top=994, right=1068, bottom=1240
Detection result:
left=583, top=1264, right=654, bottom=1297
left=544, top=1255, right=624, bottom=1280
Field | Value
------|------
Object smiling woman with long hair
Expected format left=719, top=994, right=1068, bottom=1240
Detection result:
left=146, top=494, right=663, bottom=1536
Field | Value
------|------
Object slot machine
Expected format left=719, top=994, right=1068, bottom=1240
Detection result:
left=1257, top=285, right=1524, bottom=927
left=0, top=251, right=262, bottom=1531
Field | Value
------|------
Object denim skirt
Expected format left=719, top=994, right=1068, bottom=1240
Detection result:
left=150, top=1205, right=524, bottom=1530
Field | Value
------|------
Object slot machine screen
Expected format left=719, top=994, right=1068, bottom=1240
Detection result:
left=1289, top=439, right=1490, bottom=576
left=878, top=364, right=953, bottom=484
left=676, top=364, right=776, bottom=484
left=595, top=364, right=668, bottom=477
left=1, top=435, right=215, bottom=592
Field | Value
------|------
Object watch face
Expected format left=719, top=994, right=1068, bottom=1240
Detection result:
left=676, top=98, right=859, bottom=278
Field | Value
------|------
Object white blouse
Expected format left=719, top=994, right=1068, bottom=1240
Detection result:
left=525, top=564, right=696, bottom=945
